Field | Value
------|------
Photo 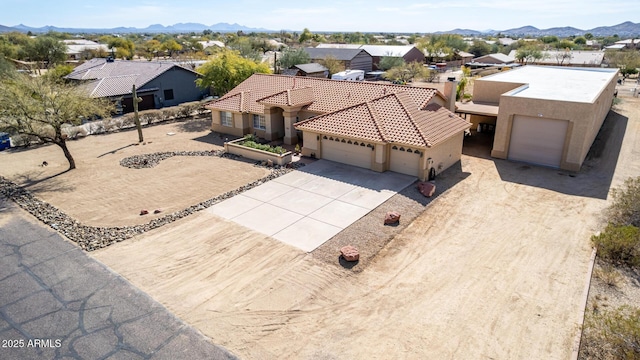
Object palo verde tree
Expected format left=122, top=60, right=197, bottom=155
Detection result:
left=0, top=74, right=114, bottom=170
left=277, top=47, right=311, bottom=71
left=196, top=49, right=271, bottom=96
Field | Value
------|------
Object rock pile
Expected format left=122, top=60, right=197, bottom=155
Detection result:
left=0, top=160, right=293, bottom=251
left=417, top=181, right=436, bottom=197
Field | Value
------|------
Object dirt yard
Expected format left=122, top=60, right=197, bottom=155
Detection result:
left=89, top=96, right=640, bottom=359
left=0, top=118, right=269, bottom=227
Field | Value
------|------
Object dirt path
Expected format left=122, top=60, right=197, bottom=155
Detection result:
left=92, top=97, right=640, bottom=359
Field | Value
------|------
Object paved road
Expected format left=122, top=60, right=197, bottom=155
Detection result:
left=0, top=197, right=236, bottom=360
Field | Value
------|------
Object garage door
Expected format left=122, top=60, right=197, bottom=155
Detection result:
left=389, top=145, right=420, bottom=177
left=508, top=116, right=569, bottom=168
left=322, top=137, right=372, bottom=169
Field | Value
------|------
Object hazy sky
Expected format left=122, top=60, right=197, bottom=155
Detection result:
left=1, top=0, right=637, bottom=32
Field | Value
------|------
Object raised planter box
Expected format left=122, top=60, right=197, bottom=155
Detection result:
left=224, top=138, right=292, bottom=166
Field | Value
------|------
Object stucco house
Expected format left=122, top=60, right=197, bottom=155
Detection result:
left=65, top=58, right=208, bottom=113
left=283, top=63, right=329, bottom=78
left=205, top=74, right=469, bottom=180
left=316, top=44, right=425, bottom=70
left=456, top=65, right=618, bottom=171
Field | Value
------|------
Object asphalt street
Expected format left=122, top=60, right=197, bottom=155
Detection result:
left=0, top=197, right=236, bottom=360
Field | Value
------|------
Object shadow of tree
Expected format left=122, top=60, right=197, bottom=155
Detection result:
left=175, top=118, right=212, bottom=133
left=15, top=169, right=76, bottom=193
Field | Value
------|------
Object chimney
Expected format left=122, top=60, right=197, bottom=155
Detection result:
left=443, top=79, right=458, bottom=112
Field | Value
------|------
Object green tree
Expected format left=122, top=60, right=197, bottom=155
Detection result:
left=606, top=50, right=640, bottom=76
left=515, top=46, right=545, bottom=64
left=143, top=39, right=162, bottom=60
left=25, top=36, right=67, bottom=72
left=161, top=39, right=182, bottom=58
left=573, top=36, right=587, bottom=45
left=0, top=75, right=114, bottom=169
left=103, top=37, right=135, bottom=60
left=378, top=55, right=405, bottom=71
left=584, top=33, right=594, bottom=40
left=277, top=47, right=310, bottom=70
left=299, top=28, right=313, bottom=44
left=44, top=64, right=74, bottom=82
left=468, top=40, right=491, bottom=57
left=196, top=49, right=271, bottom=96
left=317, top=55, right=345, bottom=76
left=383, top=62, right=430, bottom=83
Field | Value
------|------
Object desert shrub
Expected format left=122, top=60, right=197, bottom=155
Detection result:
left=238, top=134, right=286, bottom=155
left=86, top=120, right=105, bottom=134
left=118, top=113, right=135, bottom=129
left=581, top=306, right=640, bottom=360
left=593, top=264, right=623, bottom=287
left=177, top=102, right=201, bottom=118
left=592, top=224, right=640, bottom=268
left=161, top=108, right=178, bottom=122
left=138, top=109, right=163, bottom=125
left=607, top=177, right=640, bottom=228
left=62, top=124, right=83, bottom=139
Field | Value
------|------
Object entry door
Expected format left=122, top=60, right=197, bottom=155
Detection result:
left=508, top=116, right=568, bottom=168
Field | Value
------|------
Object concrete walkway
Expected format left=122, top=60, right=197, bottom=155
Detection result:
left=207, top=160, right=415, bottom=252
left=0, top=198, right=235, bottom=360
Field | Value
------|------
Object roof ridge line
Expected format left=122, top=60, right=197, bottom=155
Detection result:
left=364, top=101, right=389, bottom=142
left=393, top=92, right=432, bottom=147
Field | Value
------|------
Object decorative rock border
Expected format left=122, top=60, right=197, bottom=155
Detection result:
left=0, top=154, right=301, bottom=251
left=119, top=150, right=233, bottom=169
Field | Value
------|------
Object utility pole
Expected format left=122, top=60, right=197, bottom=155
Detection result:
left=132, top=84, right=144, bottom=143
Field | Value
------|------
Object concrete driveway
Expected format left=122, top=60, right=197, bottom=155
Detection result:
left=207, top=160, right=415, bottom=252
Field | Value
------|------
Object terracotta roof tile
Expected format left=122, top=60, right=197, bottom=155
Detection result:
left=295, top=92, right=470, bottom=148
left=206, top=73, right=441, bottom=114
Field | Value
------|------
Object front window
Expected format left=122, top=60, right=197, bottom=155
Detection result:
left=253, top=114, right=266, bottom=130
left=221, top=111, right=233, bottom=127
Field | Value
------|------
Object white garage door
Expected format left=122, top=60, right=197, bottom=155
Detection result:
left=322, top=137, right=372, bottom=169
left=389, top=146, right=420, bottom=177
left=508, top=116, right=569, bottom=168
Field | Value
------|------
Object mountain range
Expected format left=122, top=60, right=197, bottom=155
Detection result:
left=436, top=21, right=640, bottom=37
left=0, top=22, right=270, bottom=34
left=0, top=21, right=639, bottom=37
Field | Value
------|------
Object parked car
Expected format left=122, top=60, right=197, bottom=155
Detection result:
left=0, top=132, right=11, bottom=151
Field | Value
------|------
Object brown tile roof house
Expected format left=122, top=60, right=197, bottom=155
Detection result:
left=206, top=74, right=469, bottom=180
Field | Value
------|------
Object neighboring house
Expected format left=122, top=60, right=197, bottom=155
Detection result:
left=303, top=47, right=373, bottom=72
left=205, top=74, right=469, bottom=180
left=316, top=44, right=425, bottom=70
left=65, top=58, right=208, bottom=113
left=63, top=39, right=109, bottom=60
left=359, top=45, right=425, bottom=70
left=471, top=53, right=516, bottom=65
left=455, top=65, right=618, bottom=171
left=507, top=50, right=605, bottom=67
left=613, top=39, right=640, bottom=50
left=284, top=63, right=329, bottom=78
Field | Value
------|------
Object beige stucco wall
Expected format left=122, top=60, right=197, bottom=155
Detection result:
left=211, top=110, right=244, bottom=137
left=302, top=131, right=319, bottom=157
left=424, top=132, right=465, bottom=177
left=491, top=97, right=603, bottom=171
left=472, top=80, right=525, bottom=103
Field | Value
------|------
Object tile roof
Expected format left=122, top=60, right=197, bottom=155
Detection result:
left=65, top=58, right=199, bottom=98
left=294, top=91, right=470, bottom=148
left=206, top=73, right=442, bottom=115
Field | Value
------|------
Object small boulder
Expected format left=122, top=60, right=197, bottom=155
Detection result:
left=140, top=209, right=149, bottom=215
left=153, top=209, right=162, bottom=214
left=266, top=159, right=274, bottom=167
left=340, top=245, right=359, bottom=262
left=417, top=181, right=436, bottom=197
left=384, top=211, right=401, bottom=225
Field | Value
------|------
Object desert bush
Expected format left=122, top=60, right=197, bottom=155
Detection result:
left=581, top=306, right=640, bottom=359
left=238, top=134, right=286, bottom=155
left=86, top=120, right=105, bottom=134
left=592, top=224, right=640, bottom=268
left=177, top=102, right=201, bottom=118
left=138, top=109, right=163, bottom=125
left=593, top=264, right=623, bottom=287
left=607, top=177, right=640, bottom=228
